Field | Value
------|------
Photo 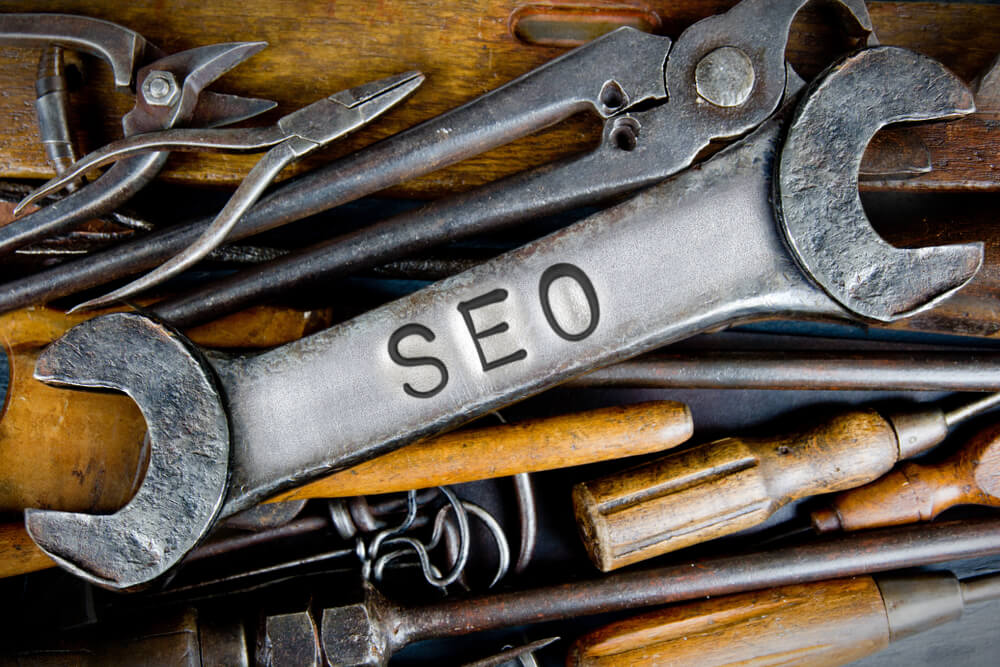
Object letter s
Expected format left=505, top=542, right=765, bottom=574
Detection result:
left=388, top=324, right=449, bottom=399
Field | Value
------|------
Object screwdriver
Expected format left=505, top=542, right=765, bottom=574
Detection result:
left=567, top=569, right=1000, bottom=667
left=574, top=393, right=1000, bottom=571
left=812, top=418, right=1000, bottom=533
left=2, top=401, right=692, bottom=579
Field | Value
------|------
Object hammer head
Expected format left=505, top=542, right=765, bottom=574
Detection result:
left=25, top=312, right=229, bottom=590
left=778, top=46, right=982, bottom=322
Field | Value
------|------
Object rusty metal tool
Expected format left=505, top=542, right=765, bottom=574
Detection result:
left=0, top=401, right=691, bottom=578
left=567, top=569, right=1000, bottom=667
left=0, top=13, right=276, bottom=255
left=291, top=520, right=1000, bottom=666
left=22, top=70, right=424, bottom=310
left=812, top=418, right=1000, bottom=533
left=574, top=392, right=1000, bottom=571
left=568, top=349, right=1000, bottom=392
left=0, top=0, right=875, bottom=315
left=19, top=47, right=983, bottom=591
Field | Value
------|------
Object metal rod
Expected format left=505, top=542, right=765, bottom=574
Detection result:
left=960, top=571, right=1000, bottom=605
left=944, top=392, right=1000, bottom=427
left=565, top=351, right=1000, bottom=392
left=395, top=519, right=1000, bottom=648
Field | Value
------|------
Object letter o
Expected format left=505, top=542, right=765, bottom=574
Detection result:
left=538, top=263, right=599, bottom=341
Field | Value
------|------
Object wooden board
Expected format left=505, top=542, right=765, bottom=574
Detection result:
left=0, top=1, right=995, bottom=198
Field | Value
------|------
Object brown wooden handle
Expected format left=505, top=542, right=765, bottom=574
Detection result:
left=814, top=422, right=1000, bottom=532
left=270, top=401, right=692, bottom=500
left=573, top=409, right=900, bottom=571
left=2, top=401, right=692, bottom=579
left=0, top=305, right=333, bottom=513
left=566, top=577, right=890, bottom=667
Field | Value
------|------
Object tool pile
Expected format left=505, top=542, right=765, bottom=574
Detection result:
left=0, top=2, right=997, bottom=665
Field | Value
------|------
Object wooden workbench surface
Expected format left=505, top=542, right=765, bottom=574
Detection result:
left=0, top=1, right=997, bottom=198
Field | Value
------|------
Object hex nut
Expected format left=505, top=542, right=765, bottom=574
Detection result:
left=141, top=70, right=180, bottom=107
left=321, top=601, right=388, bottom=667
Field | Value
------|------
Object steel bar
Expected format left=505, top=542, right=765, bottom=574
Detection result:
left=567, top=350, right=1000, bottom=391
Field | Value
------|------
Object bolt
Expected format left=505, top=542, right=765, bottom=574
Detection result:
left=695, top=46, right=755, bottom=108
left=141, top=70, right=179, bottom=107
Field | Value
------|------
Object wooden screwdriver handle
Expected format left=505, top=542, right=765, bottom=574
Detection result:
left=2, top=401, right=692, bottom=579
left=271, top=401, right=692, bottom=500
left=574, top=410, right=900, bottom=571
left=813, top=422, right=1000, bottom=532
left=566, top=577, right=891, bottom=667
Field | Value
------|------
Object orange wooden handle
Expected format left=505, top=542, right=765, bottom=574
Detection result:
left=567, top=577, right=890, bottom=667
left=574, top=410, right=899, bottom=571
left=271, top=401, right=692, bottom=500
left=814, top=422, right=1000, bottom=532
left=2, top=401, right=691, bottom=579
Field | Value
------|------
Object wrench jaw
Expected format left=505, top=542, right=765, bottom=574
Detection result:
left=778, top=46, right=982, bottom=323
left=24, top=312, right=230, bottom=591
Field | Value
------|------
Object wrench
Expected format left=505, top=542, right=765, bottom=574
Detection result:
left=24, top=47, right=981, bottom=590
left=0, top=0, right=873, bottom=314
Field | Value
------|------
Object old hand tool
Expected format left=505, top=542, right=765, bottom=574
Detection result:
left=574, top=392, right=1000, bottom=571
left=291, top=520, right=1000, bottom=666
left=0, top=13, right=277, bottom=255
left=569, top=346, right=1000, bottom=391
left=0, top=303, right=335, bottom=515
left=22, top=70, right=424, bottom=310
left=568, top=569, right=1000, bottom=667
left=0, top=0, right=874, bottom=315
left=21, top=47, right=981, bottom=590
left=1, top=402, right=690, bottom=578
left=813, top=418, right=1000, bottom=533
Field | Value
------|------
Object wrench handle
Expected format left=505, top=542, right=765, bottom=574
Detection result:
left=217, top=121, right=840, bottom=513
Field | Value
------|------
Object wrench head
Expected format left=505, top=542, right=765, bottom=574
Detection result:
left=778, top=46, right=981, bottom=322
left=25, top=313, right=229, bottom=590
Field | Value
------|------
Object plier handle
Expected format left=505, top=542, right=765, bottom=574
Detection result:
left=24, top=71, right=425, bottom=309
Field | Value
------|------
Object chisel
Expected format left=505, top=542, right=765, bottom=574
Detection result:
left=568, top=570, right=1000, bottom=667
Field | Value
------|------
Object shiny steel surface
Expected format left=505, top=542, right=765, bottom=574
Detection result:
left=21, top=48, right=983, bottom=591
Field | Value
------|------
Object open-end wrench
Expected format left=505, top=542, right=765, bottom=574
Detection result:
left=23, top=47, right=982, bottom=590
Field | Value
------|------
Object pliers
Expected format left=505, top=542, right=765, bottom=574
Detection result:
left=0, top=13, right=277, bottom=256
left=20, top=70, right=424, bottom=309
left=0, top=0, right=875, bottom=315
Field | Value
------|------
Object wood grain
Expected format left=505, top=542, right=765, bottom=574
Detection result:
left=567, top=576, right=891, bottom=667
left=0, top=520, right=53, bottom=578
left=813, top=421, right=1000, bottom=532
left=0, top=303, right=333, bottom=514
left=270, top=400, right=692, bottom=500
left=573, top=409, right=900, bottom=571
left=0, top=1, right=994, bottom=198
left=0, top=401, right=691, bottom=578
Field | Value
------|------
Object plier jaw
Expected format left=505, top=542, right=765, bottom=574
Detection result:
left=124, top=41, right=275, bottom=135
left=0, top=14, right=276, bottom=256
